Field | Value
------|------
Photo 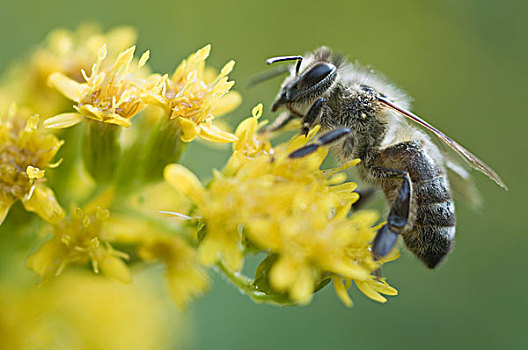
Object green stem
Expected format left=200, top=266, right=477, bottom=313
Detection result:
left=140, top=117, right=187, bottom=183
left=215, top=260, right=295, bottom=306
left=82, top=120, right=121, bottom=184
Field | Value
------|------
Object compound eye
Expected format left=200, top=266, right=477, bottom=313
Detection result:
left=300, top=63, right=335, bottom=88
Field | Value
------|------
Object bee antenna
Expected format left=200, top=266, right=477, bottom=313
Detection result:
left=266, top=55, right=303, bottom=75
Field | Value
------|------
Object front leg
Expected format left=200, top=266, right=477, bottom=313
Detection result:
left=289, top=128, right=351, bottom=158
left=367, top=165, right=412, bottom=260
left=300, top=97, right=326, bottom=136
left=259, top=112, right=298, bottom=133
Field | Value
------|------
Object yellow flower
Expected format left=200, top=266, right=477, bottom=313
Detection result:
left=139, top=235, right=210, bottom=310
left=28, top=197, right=130, bottom=283
left=0, top=108, right=64, bottom=225
left=0, top=271, right=183, bottom=349
left=0, top=24, right=137, bottom=118
left=145, top=45, right=241, bottom=143
left=224, top=103, right=272, bottom=176
left=164, top=164, right=244, bottom=271
left=45, top=44, right=150, bottom=128
left=164, top=114, right=398, bottom=305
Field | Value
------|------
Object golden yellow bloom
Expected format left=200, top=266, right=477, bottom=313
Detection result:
left=0, top=24, right=137, bottom=118
left=0, top=271, right=183, bottom=349
left=45, top=44, right=150, bottom=128
left=164, top=114, right=398, bottom=305
left=103, top=214, right=210, bottom=309
left=224, top=103, right=272, bottom=176
left=139, top=235, right=210, bottom=310
left=28, top=197, right=130, bottom=283
left=0, top=108, right=64, bottom=225
left=145, top=45, right=241, bottom=143
left=164, top=163, right=244, bottom=271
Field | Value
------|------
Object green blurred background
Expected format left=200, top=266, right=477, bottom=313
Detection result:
left=0, top=0, right=526, bottom=349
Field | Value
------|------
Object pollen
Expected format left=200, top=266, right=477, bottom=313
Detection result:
left=46, top=45, right=150, bottom=128
left=144, top=45, right=241, bottom=143
left=28, top=203, right=131, bottom=284
left=0, top=110, right=64, bottom=225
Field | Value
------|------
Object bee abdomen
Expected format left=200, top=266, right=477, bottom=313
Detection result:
left=403, top=224, right=455, bottom=269
left=415, top=200, right=456, bottom=227
left=404, top=175, right=456, bottom=269
left=412, top=175, right=452, bottom=203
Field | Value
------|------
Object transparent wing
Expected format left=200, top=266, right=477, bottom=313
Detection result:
left=444, top=158, right=483, bottom=210
left=377, top=96, right=508, bottom=190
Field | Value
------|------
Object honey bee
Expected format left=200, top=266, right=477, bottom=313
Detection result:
left=263, top=47, right=507, bottom=269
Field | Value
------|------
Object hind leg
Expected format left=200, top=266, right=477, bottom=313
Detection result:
left=367, top=166, right=412, bottom=260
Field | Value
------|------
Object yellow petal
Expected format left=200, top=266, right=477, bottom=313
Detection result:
left=198, top=236, right=222, bottom=266
left=327, top=173, right=347, bottom=185
left=194, top=44, right=211, bottom=62
left=138, top=50, right=150, bottom=68
left=0, top=199, right=14, bottom=226
left=370, top=278, right=398, bottom=296
left=21, top=184, right=65, bottom=224
left=219, top=60, right=235, bottom=76
left=246, top=218, right=281, bottom=250
left=44, top=113, right=83, bottom=129
left=111, top=45, right=135, bottom=75
left=99, top=254, right=131, bottom=283
left=252, top=103, right=263, bottom=118
left=333, top=278, right=354, bottom=307
left=166, top=263, right=210, bottom=310
left=178, top=117, right=199, bottom=142
left=210, top=91, right=242, bottom=116
left=290, top=266, right=314, bottom=305
left=48, top=72, right=85, bottom=102
left=105, top=113, right=132, bottom=127
left=78, top=104, right=104, bottom=121
left=163, top=164, right=205, bottom=204
left=198, top=123, right=238, bottom=143
left=27, top=240, right=65, bottom=281
left=270, top=256, right=298, bottom=291
left=355, top=279, right=387, bottom=303
left=221, top=243, right=244, bottom=272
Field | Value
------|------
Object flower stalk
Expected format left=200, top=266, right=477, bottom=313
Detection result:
left=82, top=119, right=121, bottom=183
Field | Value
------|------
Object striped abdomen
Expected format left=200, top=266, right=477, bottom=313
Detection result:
left=381, top=142, right=455, bottom=269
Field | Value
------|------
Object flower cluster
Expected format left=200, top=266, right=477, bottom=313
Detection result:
left=0, top=25, right=399, bottom=345
left=145, top=44, right=241, bottom=143
left=45, top=45, right=149, bottom=128
left=43, top=41, right=240, bottom=144
left=0, top=106, right=64, bottom=225
left=0, top=24, right=137, bottom=117
left=165, top=106, right=398, bottom=305
left=27, top=192, right=131, bottom=283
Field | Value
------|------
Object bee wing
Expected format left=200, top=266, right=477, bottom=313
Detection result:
left=378, top=96, right=508, bottom=190
left=445, top=158, right=483, bottom=210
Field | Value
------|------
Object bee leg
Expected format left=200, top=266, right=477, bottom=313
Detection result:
left=372, top=224, right=399, bottom=260
left=259, top=112, right=298, bottom=133
left=300, top=97, right=326, bottom=136
left=289, top=128, right=351, bottom=158
left=368, top=167, right=412, bottom=259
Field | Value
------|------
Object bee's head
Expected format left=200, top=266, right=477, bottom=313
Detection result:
left=267, top=49, right=338, bottom=112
